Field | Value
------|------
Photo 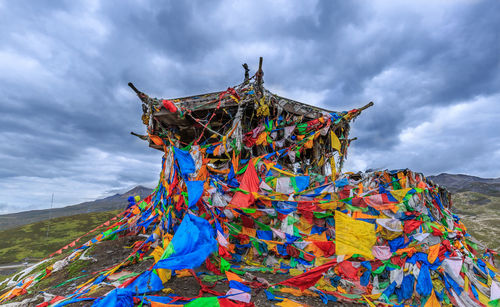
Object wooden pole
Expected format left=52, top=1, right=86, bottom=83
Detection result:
left=128, top=82, right=141, bottom=95
left=359, top=101, right=374, bottom=112
left=46, top=193, right=54, bottom=240
left=256, top=57, right=264, bottom=94
left=128, top=82, right=147, bottom=101
left=242, top=63, right=250, bottom=83
left=130, top=131, right=148, bottom=140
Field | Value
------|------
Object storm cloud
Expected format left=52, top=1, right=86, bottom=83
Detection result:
left=0, top=0, right=499, bottom=213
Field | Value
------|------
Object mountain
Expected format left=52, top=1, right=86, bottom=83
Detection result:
left=428, top=173, right=500, bottom=196
left=0, top=186, right=153, bottom=231
left=428, top=173, right=500, bottom=252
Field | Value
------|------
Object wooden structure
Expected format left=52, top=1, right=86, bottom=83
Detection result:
left=129, top=58, right=373, bottom=175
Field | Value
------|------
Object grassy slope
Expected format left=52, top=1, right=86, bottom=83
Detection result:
left=0, top=210, right=120, bottom=265
left=452, top=191, right=500, bottom=252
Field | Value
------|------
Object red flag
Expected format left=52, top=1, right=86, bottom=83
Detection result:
left=49, top=296, right=66, bottom=304
left=403, top=220, right=423, bottom=234
left=162, top=99, right=177, bottom=113
left=276, top=259, right=337, bottom=290
left=205, top=259, right=222, bottom=275
left=337, top=261, right=359, bottom=280
left=312, top=241, right=335, bottom=257
left=219, top=298, right=255, bottom=307
left=230, top=160, right=260, bottom=208
left=430, top=226, right=443, bottom=236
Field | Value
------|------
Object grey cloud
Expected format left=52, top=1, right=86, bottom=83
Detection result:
left=0, top=0, right=499, bottom=213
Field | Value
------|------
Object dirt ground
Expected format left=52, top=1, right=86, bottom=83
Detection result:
left=4, top=235, right=365, bottom=306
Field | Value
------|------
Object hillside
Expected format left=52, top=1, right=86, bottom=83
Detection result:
left=0, top=186, right=152, bottom=231
left=429, top=173, right=500, bottom=196
left=451, top=192, right=500, bottom=252
left=0, top=210, right=120, bottom=266
left=429, top=173, right=500, bottom=252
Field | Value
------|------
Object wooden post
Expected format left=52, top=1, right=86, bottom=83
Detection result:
left=256, top=57, right=264, bottom=94
left=242, top=63, right=250, bottom=83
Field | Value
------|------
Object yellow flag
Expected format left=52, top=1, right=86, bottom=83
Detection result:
left=335, top=211, right=376, bottom=259
left=150, top=245, right=164, bottom=263
left=317, top=276, right=337, bottom=292
left=390, top=188, right=412, bottom=203
left=475, top=288, right=490, bottom=305
left=156, top=268, right=172, bottom=283
left=276, top=298, right=307, bottom=307
left=330, top=157, right=337, bottom=181
left=363, top=295, right=377, bottom=307
left=464, top=275, right=469, bottom=293
left=289, top=269, right=304, bottom=276
left=330, top=130, right=342, bottom=153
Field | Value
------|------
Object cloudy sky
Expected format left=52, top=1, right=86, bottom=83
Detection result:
left=0, top=0, right=499, bottom=213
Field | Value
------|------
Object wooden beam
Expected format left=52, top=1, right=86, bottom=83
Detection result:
left=130, top=131, right=148, bottom=140
left=128, top=82, right=148, bottom=101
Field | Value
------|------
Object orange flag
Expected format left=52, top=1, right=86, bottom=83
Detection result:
left=424, top=290, right=441, bottom=307
left=428, top=244, right=440, bottom=264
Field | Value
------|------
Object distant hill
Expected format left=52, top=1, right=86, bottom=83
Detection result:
left=0, top=210, right=120, bottom=265
left=451, top=191, right=500, bottom=252
left=427, top=173, right=500, bottom=252
left=0, top=186, right=153, bottom=231
left=428, top=173, right=500, bottom=196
